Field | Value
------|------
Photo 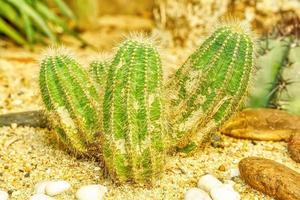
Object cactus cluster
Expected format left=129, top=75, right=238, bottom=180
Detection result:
left=247, top=36, right=300, bottom=115
left=39, top=22, right=255, bottom=184
left=166, top=24, right=255, bottom=151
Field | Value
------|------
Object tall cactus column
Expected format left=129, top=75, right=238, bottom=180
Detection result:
left=167, top=23, right=255, bottom=150
left=39, top=48, right=102, bottom=153
left=102, top=37, right=166, bottom=184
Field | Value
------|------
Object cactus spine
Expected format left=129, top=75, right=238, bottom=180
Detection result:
left=102, top=37, right=166, bottom=184
left=39, top=48, right=102, bottom=153
left=167, top=24, right=255, bottom=150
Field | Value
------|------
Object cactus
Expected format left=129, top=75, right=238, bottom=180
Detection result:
left=39, top=48, right=102, bottom=153
left=102, top=37, right=166, bottom=184
left=166, top=23, right=255, bottom=150
left=280, top=44, right=300, bottom=114
left=248, top=36, right=300, bottom=115
left=89, top=59, right=109, bottom=89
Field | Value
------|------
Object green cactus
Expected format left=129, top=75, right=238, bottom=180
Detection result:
left=247, top=37, right=291, bottom=108
left=102, top=37, right=166, bottom=184
left=248, top=36, right=300, bottom=115
left=279, top=44, right=300, bottom=114
left=39, top=48, right=102, bottom=153
left=89, top=59, right=109, bottom=89
left=167, top=23, right=255, bottom=150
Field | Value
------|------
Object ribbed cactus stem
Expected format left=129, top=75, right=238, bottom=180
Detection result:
left=102, top=37, right=166, bottom=184
left=167, top=23, right=255, bottom=150
left=248, top=36, right=300, bottom=115
left=89, top=60, right=109, bottom=89
left=248, top=37, right=292, bottom=108
left=39, top=48, right=102, bottom=153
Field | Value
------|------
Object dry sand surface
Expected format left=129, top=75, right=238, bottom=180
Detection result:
left=0, top=27, right=299, bottom=200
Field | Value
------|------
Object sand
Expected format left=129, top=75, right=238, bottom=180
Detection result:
left=0, top=23, right=299, bottom=200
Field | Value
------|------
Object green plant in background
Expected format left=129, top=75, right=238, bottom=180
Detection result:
left=39, top=48, right=102, bottom=153
left=247, top=14, right=300, bottom=115
left=102, top=37, right=167, bottom=184
left=247, top=36, right=300, bottom=115
left=0, top=0, right=84, bottom=47
left=166, top=23, right=255, bottom=152
left=66, top=0, right=99, bottom=30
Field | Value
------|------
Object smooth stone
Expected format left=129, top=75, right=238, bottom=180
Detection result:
left=210, top=184, right=240, bottom=200
left=35, top=181, right=52, bottom=194
left=224, top=180, right=236, bottom=187
left=185, top=188, right=212, bottom=200
left=0, top=190, right=8, bottom=200
left=197, top=174, right=222, bottom=193
left=45, top=181, right=71, bottom=196
left=229, top=168, right=240, bottom=178
left=76, top=184, right=108, bottom=200
left=29, top=194, right=55, bottom=200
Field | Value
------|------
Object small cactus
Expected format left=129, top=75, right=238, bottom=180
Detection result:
left=102, top=36, right=166, bottom=184
left=89, top=59, right=109, bottom=89
left=167, top=23, right=255, bottom=150
left=39, top=48, right=102, bottom=153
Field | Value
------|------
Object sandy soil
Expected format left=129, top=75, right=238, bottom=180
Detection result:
left=0, top=22, right=299, bottom=200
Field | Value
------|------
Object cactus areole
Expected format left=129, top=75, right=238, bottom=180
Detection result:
left=167, top=23, right=255, bottom=151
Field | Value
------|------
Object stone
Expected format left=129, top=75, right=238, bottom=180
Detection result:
left=185, top=188, right=212, bottom=200
left=197, top=174, right=222, bottom=193
left=76, top=184, right=108, bottom=200
left=45, top=180, right=71, bottom=196
left=210, top=184, right=240, bottom=200
left=29, top=194, right=55, bottom=200
left=0, top=190, right=8, bottom=200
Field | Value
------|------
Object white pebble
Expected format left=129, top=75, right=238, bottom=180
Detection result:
left=0, top=190, right=8, bottom=200
left=35, top=181, right=52, bottom=194
left=223, top=180, right=236, bottom=187
left=197, top=174, right=222, bottom=193
left=185, top=188, right=212, bottom=200
left=76, top=184, right=108, bottom=200
left=45, top=181, right=71, bottom=196
left=210, top=184, right=240, bottom=200
left=229, top=168, right=240, bottom=178
left=30, top=194, right=55, bottom=200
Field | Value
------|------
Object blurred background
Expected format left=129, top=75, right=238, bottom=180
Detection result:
left=1, top=0, right=300, bottom=115
left=0, top=0, right=299, bottom=48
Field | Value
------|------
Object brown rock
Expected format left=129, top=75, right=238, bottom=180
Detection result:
left=221, top=108, right=300, bottom=141
left=288, top=134, right=300, bottom=163
left=218, top=164, right=226, bottom=171
left=239, top=157, right=300, bottom=200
